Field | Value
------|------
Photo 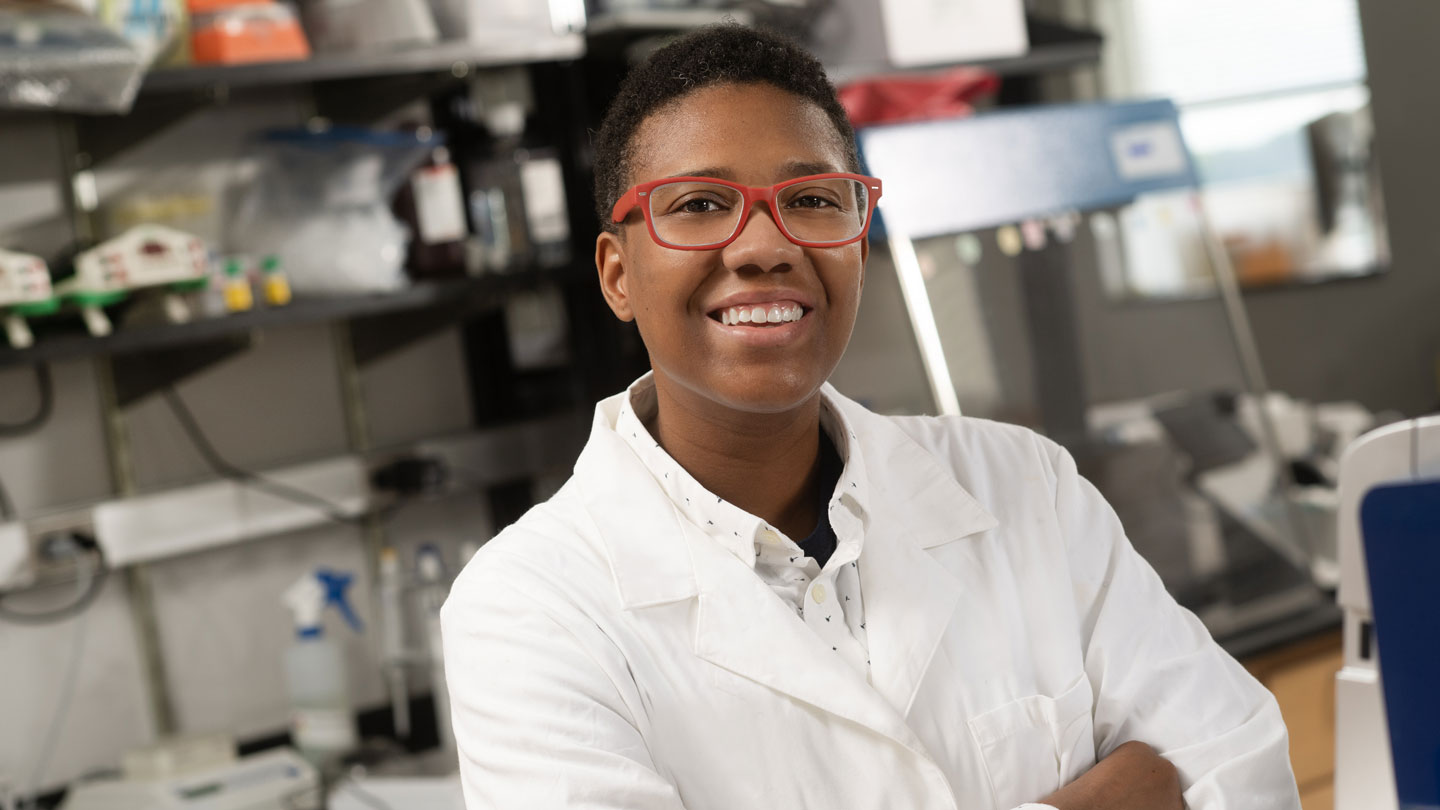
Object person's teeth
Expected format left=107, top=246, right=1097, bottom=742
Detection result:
left=738, top=308, right=752, bottom=323
left=747, top=306, right=764, bottom=323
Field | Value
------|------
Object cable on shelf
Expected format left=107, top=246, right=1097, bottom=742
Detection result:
left=161, top=388, right=389, bottom=527
left=0, top=534, right=108, bottom=626
left=0, top=363, right=53, bottom=437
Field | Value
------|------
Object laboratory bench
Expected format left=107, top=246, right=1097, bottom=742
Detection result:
left=1242, top=630, right=1344, bottom=810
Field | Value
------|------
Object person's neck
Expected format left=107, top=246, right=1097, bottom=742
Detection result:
left=648, top=380, right=824, bottom=542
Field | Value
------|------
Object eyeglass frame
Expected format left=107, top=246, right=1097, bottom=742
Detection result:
left=610, top=172, right=884, bottom=250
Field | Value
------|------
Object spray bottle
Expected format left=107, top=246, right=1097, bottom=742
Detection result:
left=283, top=568, right=362, bottom=770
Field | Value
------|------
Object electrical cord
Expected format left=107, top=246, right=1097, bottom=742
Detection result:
left=0, top=537, right=108, bottom=626
left=160, top=388, right=378, bottom=527
left=0, top=364, right=53, bottom=437
left=21, top=547, right=94, bottom=810
left=0, top=363, right=54, bottom=522
left=0, top=477, right=14, bottom=523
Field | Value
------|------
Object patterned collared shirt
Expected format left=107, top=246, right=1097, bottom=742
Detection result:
left=616, top=378, right=872, bottom=677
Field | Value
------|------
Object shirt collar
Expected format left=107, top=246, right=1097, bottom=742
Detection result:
left=614, top=374, right=873, bottom=569
left=576, top=374, right=997, bottom=610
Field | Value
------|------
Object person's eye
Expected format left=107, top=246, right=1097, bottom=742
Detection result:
left=789, top=194, right=839, bottom=210
left=668, top=195, right=730, bottom=215
left=783, top=184, right=847, bottom=211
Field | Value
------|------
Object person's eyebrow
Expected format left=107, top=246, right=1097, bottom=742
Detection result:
left=664, top=167, right=734, bottom=180
left=662, top=161, right=845, bottom=182
left=780, top=160, right=842, bottom=178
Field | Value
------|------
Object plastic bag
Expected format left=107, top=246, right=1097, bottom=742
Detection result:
left=226, top=126, right=433, bottom=295
left=0, top=2, right=145, bottom=113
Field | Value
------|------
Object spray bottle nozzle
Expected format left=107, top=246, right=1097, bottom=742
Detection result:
left=317, top=569, right=363, bottom=633
left=284, top=568, right=362, bottom=638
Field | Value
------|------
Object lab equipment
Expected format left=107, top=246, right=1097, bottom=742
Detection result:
left=378, top=547, right=410, bottom=739
left=284, top=569, right=363, bottom=770
left=259, top=255, right=291, bottom=306
left=0, top=247, right=57, bottom=349
left=1362, top=478, right=1440, bottom=810
left=1334, top=415, right=1440, bottom=810
left=189, top=3, right=311, bottom=65
left=460, top=69, right=572, bottom=273
left=96, top=0, right=188, bottom=66
left=0, top=4, right=146, bottom=113
left=426, top=0, right=584, bottom=49
left=415, top=544, right=455, bottom=759
left=328, top=773, right=464, bottom=810
left=58, top=224, right=210, bottom=336
left=394, top=143, right=469, bottom=280
left=61, top=748, right=317, bottom=810
left=303, top=0, right=437, bottom=54
left=376, top=543, right=458, bottom=757
left=848, top=99, right=1337, bottom=650
left=221, top=258, right=253, bottom=313
left=227, top=126, right=431, bottom=294
left=811, top=0, right=1027, bottom=71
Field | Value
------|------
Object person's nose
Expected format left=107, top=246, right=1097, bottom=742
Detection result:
left=720, top=201, right=803, bottom=272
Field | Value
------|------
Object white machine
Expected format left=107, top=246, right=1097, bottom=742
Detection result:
left=59, top=224, right=210, bottom=336
left=60, top=748, right=318, bottom=810
left=1334, top=415, right=1440, bottom=810
left=0, top=247, right=57, bottom=348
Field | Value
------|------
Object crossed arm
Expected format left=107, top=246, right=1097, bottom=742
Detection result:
left=1041, top=741, right=1183, bottom=810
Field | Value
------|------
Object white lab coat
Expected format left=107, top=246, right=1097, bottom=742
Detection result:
left=441, top=383, right=1300, bottom=810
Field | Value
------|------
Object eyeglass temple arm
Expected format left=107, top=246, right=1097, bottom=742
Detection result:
left=611, top=188, right=642, bottom=223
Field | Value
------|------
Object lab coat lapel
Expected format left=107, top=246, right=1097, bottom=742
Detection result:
left=837, top=397, right=1000, bottom=718
left=688, top=530, right=933, bottom=758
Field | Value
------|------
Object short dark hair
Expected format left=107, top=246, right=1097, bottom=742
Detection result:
left=592, top=24, right=860, bottom=233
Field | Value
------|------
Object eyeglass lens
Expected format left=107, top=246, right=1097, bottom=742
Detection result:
left=646, top=178, right=870, bottom=247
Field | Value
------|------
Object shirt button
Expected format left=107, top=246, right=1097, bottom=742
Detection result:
left=812, top=585, right=827, bottom=603
left=761, top=528, right=780, bottom=544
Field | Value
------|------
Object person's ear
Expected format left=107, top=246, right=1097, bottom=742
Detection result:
left=595, top=231, right=635, bottom=322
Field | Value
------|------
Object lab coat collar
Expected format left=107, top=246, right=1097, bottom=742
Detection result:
left=575, top=379, right=998, bottom=737
left=611, top=374, right=877, bottom=570
left=823, top=387, right=999, bottom=549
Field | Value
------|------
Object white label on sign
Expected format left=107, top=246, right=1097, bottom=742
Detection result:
left=520, top=158, right=570, bottom=244
left=414, top=164, right=468, bottom=245
left=1110, top=122, right=1188, bottom=181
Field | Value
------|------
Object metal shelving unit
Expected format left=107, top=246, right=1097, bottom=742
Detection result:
left=138, top=35, right=584, bottom=95
left=0, top=267, right=573, bottom=370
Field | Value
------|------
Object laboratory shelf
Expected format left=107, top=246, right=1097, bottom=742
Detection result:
left=137, top=35, right=585, bottom=95
left=0, top=265, right=575, bottom=369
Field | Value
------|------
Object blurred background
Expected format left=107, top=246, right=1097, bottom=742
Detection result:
left=0, top=1, right=1435, bottom=808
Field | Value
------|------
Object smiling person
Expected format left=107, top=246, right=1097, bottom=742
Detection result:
left=440, top=25, right=1300, bottom=810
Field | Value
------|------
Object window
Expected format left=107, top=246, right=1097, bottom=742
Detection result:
left=1089, top=0, right=1387, bottom=296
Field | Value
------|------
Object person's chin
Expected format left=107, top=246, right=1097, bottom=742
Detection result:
left=708, top=369, right=824, bottom=416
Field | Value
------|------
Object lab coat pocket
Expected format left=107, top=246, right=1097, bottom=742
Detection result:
left=967, top=674, right=1096, bottom=809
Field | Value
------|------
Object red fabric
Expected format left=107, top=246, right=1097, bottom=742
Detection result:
left=839, top=67, right=1001, bottom=127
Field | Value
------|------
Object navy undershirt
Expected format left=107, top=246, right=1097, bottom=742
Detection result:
left=797, top=431, right=844, bottom=568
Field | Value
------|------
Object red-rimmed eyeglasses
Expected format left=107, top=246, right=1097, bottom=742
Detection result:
left=610, top=173, right=883, bottom=250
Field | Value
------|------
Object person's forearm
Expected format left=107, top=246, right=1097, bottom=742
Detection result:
left=1039, top=741, right=1182, bottom=810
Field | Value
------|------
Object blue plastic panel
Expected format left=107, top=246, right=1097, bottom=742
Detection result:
left=857, top=99, right=1200, bottom=239
left=1362, top=479, right=1440, bottom=810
